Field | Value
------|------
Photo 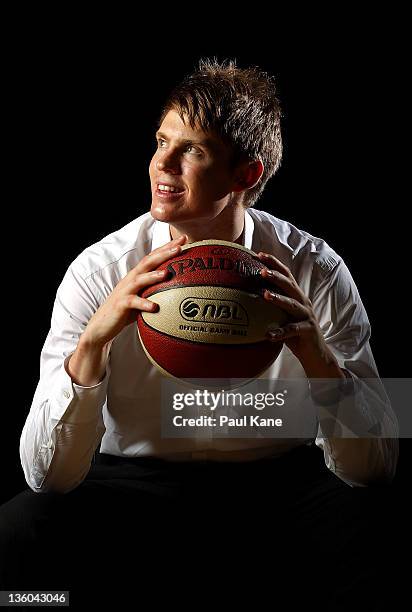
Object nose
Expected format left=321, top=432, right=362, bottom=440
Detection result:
left=156, top=148, right=181, bottom=174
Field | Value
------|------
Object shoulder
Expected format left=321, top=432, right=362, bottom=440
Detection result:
left=69, top=212, right=155, bottom=283
left=249, top=208, right=342, bottom=278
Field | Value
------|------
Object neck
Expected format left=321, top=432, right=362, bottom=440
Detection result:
left=169, top=204, right=246, bottom=245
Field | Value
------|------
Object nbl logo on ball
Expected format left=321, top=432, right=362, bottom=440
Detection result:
left=181, top=300, right=201, bottom=318
left=180, top=297, right=248, bottom=326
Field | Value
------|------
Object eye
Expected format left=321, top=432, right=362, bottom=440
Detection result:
left=185, top=144, right=202, bottom=156
left=157, top=138, right=167, bottom=148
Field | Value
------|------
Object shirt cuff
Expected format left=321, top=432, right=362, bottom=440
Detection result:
left=49, top=354, right=110, bottom=424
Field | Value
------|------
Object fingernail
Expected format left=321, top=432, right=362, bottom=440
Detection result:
left=170, top=246, right=180, bottom=253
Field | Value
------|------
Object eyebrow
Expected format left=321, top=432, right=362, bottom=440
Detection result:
left=155, top=131, right=216, bottom=151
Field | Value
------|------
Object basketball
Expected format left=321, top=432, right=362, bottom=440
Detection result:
left=137, top=240, right=288, bottom=380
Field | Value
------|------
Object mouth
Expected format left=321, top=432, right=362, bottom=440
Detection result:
left=154, top=182, right=186, bottom=201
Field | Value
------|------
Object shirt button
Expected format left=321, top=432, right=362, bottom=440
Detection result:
left=63, top=389, right=71, bottom=399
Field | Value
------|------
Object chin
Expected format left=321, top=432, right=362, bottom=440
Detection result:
left=150, top=201, right=188, bottom=224
left=150, top=203, right=172, bottom=222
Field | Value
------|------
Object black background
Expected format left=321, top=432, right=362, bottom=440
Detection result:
left=3, top=15, right=409, bottom=504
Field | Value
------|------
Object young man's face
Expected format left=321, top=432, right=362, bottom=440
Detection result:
left=149, top=110, right=241, bottom=226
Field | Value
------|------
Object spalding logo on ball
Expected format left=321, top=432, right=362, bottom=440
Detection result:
left=137, top=240, right=288, bottom=380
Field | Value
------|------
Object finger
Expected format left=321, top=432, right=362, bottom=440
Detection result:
left=257, top=252, right=293, bottom=278
left=130, top=269, right=170, bottom=292
left=264, top=290, right=309, bottom=319
left=261, top=268, right=304, bottom=303
left=137, top=237, right=187, bottom=274
left=266, top=321, right=313, bottom=342
left=124, top=294, right=159, bottom=313
left=152, top=234, right=188, bottom=255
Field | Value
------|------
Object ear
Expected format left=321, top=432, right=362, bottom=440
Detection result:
left=233, top=160, right=264, bottom=193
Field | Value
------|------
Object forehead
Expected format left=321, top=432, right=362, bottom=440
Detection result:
left=158, top=109, right=227, bottom=153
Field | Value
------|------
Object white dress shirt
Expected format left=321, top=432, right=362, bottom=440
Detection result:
left=20, top=209, right=398, bottom=493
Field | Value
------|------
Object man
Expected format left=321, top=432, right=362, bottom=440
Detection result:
left=0, top=59, right=399, bottom=605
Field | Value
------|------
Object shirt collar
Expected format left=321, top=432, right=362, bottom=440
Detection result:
left=151, top=217, right=172, bottom=251
left=151, top=209, right=255, bottom=252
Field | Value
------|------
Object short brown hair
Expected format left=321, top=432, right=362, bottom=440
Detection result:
left=159, top=58, right=283, bottom=208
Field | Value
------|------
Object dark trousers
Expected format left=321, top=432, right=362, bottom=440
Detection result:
left=0, top=445, right=404, bottom=609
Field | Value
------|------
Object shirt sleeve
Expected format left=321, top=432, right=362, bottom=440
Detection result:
left=20, top=260, right=110, bottom=494
left=311, top=258, right=399, bottom=487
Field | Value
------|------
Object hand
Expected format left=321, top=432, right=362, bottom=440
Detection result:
left=258, top=252, right=343, bottom=378
left=82, top=234, right=188, bottom=348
